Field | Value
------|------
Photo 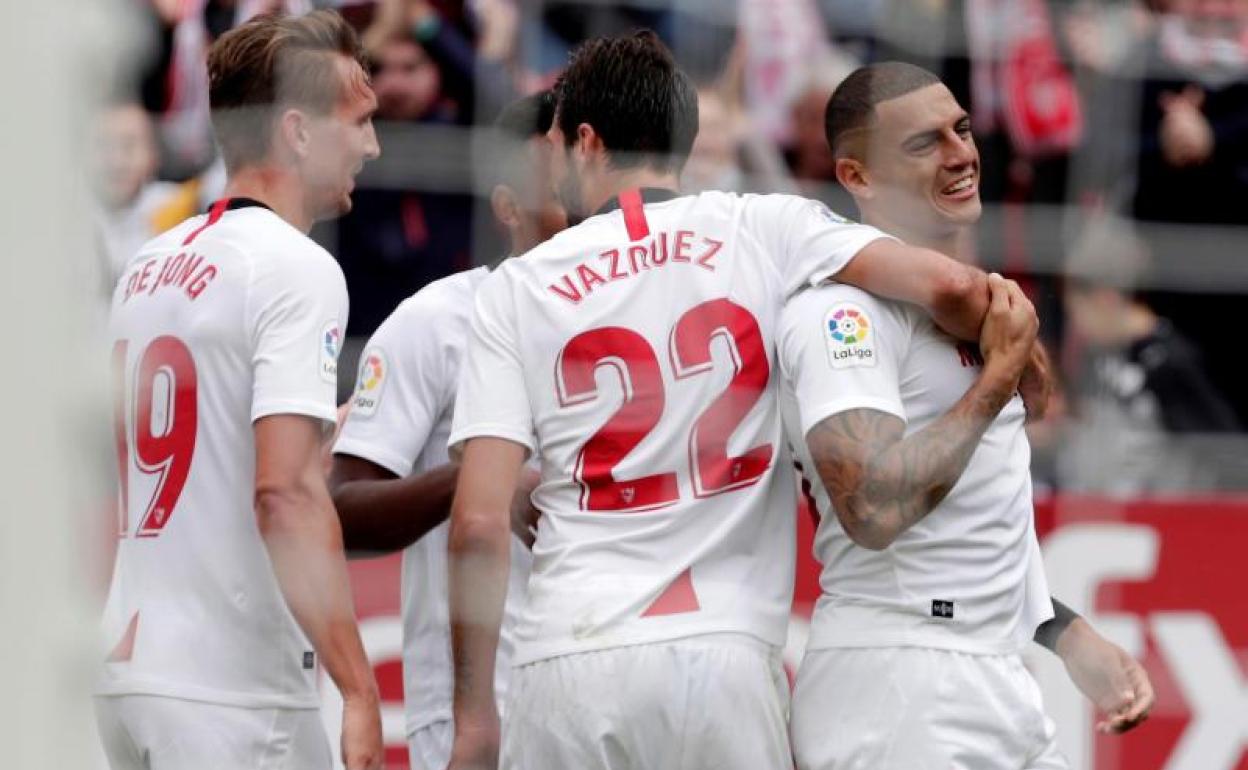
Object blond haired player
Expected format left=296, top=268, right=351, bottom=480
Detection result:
left=96, top=12, right=382, bottom=770
left=443, top=32, right=1021, bottom=770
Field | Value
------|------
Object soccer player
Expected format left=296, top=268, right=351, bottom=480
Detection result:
left=444, top=32, right=1016, bottom=770
left=781, top=62, right=1152, bottom=770
left=327, top=91, right=566, bottom=770
left=96, top=12, right=383, bottom=770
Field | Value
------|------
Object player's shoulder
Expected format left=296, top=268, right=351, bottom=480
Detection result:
left=217, top=211, right=343, bottom=293
left=737, top=192, right=857, bottom=224
left=384, top=266, right=490, bottom=331
left=784, top=280, right=915, bottom=334
left=229, top=209, right=334, bottom=265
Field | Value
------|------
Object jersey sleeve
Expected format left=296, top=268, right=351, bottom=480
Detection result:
left=246, top=248, right=348, bottom=424
left=741, top=194, right=895, bottom=295
left=447, top=269, right=536, bottom=454
left=779, top=283, right=912, bottom=438
left=332, top=294, right=451, bottom=477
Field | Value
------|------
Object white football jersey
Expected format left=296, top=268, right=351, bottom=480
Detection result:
left=449, top=189, right=889, bottom=664
left=779, top=283, right=1054, bottom=656
left=97, top=199, right=348, bottom=708
left=332, top=267, right=532, bottom=736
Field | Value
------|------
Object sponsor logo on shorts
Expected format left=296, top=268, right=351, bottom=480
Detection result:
left=824, top=303, right=876, bottom=369
left=351, top=349, right=386, bottom=416
left=931, top=599, right=954, bottom=619
left=320, top=321, right=341, bottom=383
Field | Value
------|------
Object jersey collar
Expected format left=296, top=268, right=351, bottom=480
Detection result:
left=593, top=187, right=680, bottom=217
left=203, top=197, right=274, bottom=214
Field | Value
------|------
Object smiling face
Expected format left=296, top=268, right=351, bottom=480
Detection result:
left=851, top=83, right=981, bottom=239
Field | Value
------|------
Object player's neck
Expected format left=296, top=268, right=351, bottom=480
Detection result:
left=583, top=167, right=680, bottom=217
left=222, top=166, right=314, bottom=234
left=861, top=208, right=970, bottom=261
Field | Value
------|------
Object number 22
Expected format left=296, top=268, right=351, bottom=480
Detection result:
left=556, top=298, right=773, bottom=511
left=112, top=336, right=198, bottom=537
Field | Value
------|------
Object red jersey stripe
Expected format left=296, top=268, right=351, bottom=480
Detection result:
left=619, top=188, right=650, bottom=241
left=182, top=198, right=231, bottom=246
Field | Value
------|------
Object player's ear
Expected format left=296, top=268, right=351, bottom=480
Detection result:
left=835, top=157, right=872, bottom=200
left=491, top=184, right=521, bottom=230
left=577, top=123, right=604, bottom=166
left=279, top=108, right=312, bottom=160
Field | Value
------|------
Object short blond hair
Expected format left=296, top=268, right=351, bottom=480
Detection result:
left=207, top=10, right=365, bottom=171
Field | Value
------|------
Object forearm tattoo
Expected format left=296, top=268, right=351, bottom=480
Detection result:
left=806, top=383, right=1010, bottom=546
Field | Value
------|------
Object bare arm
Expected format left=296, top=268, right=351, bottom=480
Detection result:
left=1038, top=599, right=1154, bottom=734
left=808, top=391, right=1012, bottom=550
left=329, top=454, right=542, bottom=553
left=447, top=437, right=526, bottom=770
left=254, top=414, right=381, bottom=770
left=835, top=237, right=990, bottom=341
left=806, top=275, right=1037, bottom=550
left=328, top=454, right=459, bottom=553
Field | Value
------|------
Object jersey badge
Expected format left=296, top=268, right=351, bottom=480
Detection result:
left=320, top=321, right=341, bottom=384
left=824, top=303, right=876, bottom=369
left=351, top=348, right=387, bottom=416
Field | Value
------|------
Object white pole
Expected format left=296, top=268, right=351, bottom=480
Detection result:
left=0, top=2, right=134, bottom=767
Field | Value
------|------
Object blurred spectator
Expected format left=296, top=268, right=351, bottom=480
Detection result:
left=371, top=32, right=458, bottom=123
left=782, top=74, right=856, bottom=214
left=1059, top=217, right=1240, bottom=494
left=366, top=0, right=519, bottom=123
left=90, top=103, right=200, bottom=288
left=1133, top=0, right=1248, bottom=225
left=1125, top=0, right=1248, bottom=420
left=682, top=84, right=794, bottom=194
left=684, top=87, right=747, bottom=193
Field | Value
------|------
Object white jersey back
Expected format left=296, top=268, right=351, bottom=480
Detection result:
left=332, top=267, right=532, bottom=736
left=98, top=201, right=348, bottom=708
left=450, top=190, right=887, bottom=664
left=779, top=283, right=1053, bottom=656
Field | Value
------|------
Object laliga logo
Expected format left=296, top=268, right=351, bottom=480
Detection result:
left=826, top=305, right=875, bottom=368
left=351, top=350, right=386, bottom=416
left=828, top=307, right=869, bottom=344
left=323, top=327, right=341, bottom=358
left=359, top=354, right=383, bottom=391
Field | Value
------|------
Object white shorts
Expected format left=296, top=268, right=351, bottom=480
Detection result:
left=501, top=634, right=792, bottom=770
left=791, top=647, right=1068, bottom=770
left=407, top=719, right=454, bottom=770
left=94, top=694, right=332, bottom=770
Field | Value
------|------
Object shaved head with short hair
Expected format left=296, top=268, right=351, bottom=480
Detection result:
left=825, top=62, right=942, bottom=160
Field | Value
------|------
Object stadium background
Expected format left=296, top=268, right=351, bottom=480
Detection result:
left=74, top=0, right=1248, bottom=768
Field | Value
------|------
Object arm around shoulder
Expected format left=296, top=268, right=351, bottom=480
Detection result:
left=834, top=238, right=989, bottom=341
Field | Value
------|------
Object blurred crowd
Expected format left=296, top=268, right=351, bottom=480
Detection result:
left=93, top=0, right=1248, bottom=494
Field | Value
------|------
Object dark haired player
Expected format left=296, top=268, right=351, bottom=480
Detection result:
left=441, top=32, right=1037, bottom=770
left=96, top=11, right=382, bottom=770
left=782, top=62, right=1152, bottom=770
left=328, top=92, right=566, bottom=770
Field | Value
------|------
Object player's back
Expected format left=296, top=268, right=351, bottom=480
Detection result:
left=454, top=189, right=885, bottom=663
left=99, top=201, right=347, bottom=708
